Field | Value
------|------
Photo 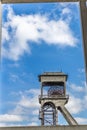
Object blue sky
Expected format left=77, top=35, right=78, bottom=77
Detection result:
left=0, top=2, right=87, bottom=126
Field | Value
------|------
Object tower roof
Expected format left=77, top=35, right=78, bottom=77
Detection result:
left=38, top=72, right=68, bottom=82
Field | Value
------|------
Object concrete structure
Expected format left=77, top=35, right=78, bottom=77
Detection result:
left=1, top=0, right=86, bottom=3
left=0, top=125, right=87, bottom=130
left=38, top=72, right=78, bottom=126
left=0, top=0, right=87, bottom=83
left=80, top=1, right=87, bottom=82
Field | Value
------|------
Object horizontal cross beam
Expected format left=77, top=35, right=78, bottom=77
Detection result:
left=1, top=0, right=86, bottom=4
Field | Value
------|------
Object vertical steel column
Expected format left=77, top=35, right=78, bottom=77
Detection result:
left=64, top=82, right=66, bottom=96
left=0, top=0, right=2, bottom=49
left=55, top=107, right=58, bottom=125
left=80, top=0, right=87, bottom=83
left=41, top=85, right=43, bottom=98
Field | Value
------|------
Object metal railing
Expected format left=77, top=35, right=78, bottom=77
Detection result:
left=39, top=94, right=69, bottom=99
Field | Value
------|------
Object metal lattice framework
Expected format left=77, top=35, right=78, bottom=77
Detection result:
left=48, top=86, right=64, bottom=96
left=40, top=102, right=57, bottom=126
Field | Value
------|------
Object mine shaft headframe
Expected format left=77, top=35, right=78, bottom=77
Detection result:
left=38, top=72, right=78, bottom=125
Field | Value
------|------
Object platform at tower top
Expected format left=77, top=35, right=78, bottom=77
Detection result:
left=0, top=125, right=87, bottom=130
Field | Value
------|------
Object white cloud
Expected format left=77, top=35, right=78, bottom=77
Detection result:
left=78, top=68, right=85, bottom=73
left=75, top=117, right=87, bottom=124
left=9, top=74, right=19, bottom=82
left=11, top=89, right=40, bottom=115
left=28, top=122, right=38, bottom=126
left=62, top=8, right=71, bottom=15
left=66, top=82, right=87, bottom=115
left=2, top=27, right=10, bottom=43
left=2, top=5, right=78, bottom=61
left=0, top=122, right=27, bottom=127
left=26, top=89, right=40, bottom=96
left=0, top=114, right=24, bottom=122
left=66, top=96, right=83, bottom=114
left=32, top=110, right=39, bottom=115
left=67, top=81, right=87, bottom=93
left=70, top=83, right=85, bottom=92
left=18, top=95, right=39, bottom=108
left=0, top=123, right=7, bottom=127
left=84, top=95, right=87, bottom=109
left=10, top=105, right=25, bottom=115
left=59, top=2, right=78, bottom=8
left=1, top=86, right=87, bottom=126
left=65, top=82, right=87, bottom=116
left=0, top=89, right=40, bottom=126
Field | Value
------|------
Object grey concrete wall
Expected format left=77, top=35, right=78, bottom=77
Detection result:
left=80, top=1, right=87, bottom=82
left=1, top=0, right=84, bottom=4
left=0, top=126, right=87, bottom=130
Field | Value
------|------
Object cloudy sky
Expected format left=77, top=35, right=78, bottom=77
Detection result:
left=0, top=2, right=87, bottom=126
